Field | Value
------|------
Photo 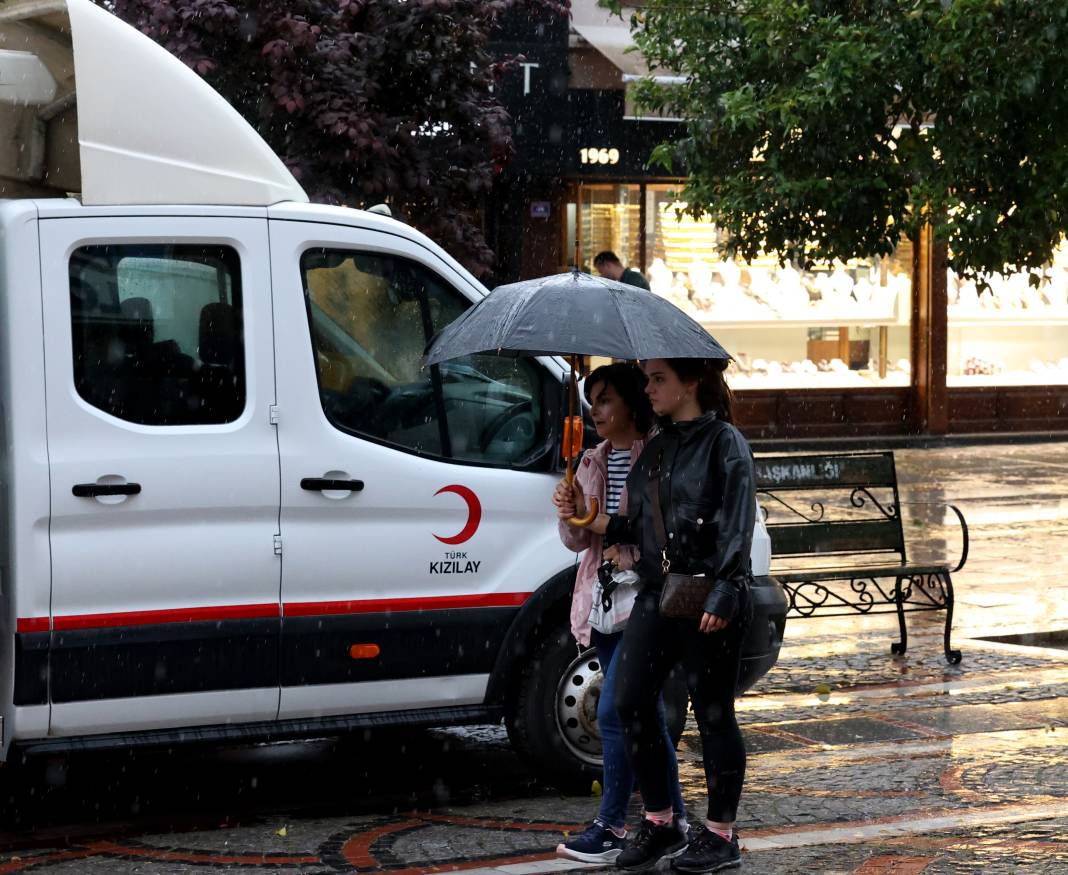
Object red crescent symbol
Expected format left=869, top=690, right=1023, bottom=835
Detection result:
left=433, top=485, right=482, bottom=545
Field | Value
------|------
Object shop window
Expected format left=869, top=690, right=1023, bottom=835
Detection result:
left=642, top=185, right=914, bottom=390
left=947, top=241, right=1068, bottom=386
left=301, top=249, right=546, bottom=465
left=69, top=245, right=245, bottom=425
left=569, top=183, right=917, bottom=388
left=577, top=184, right=642, bottom=274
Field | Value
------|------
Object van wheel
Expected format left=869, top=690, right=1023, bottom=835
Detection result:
left=505, top=618, right=688, bottom=794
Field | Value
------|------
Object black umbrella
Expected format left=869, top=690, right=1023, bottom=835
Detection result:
left=425, top=270, right=732, bottom=528
left=424, top=269, right=730, bottom=364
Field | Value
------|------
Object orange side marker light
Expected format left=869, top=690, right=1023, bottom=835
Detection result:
left=349, top=643, right=381, bottom=660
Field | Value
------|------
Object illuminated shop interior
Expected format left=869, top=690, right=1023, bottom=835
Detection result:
left=946, top=241, right=1068, bottom=387
left=568, top=183, right=913, bottom=389
left=567, top=183, right=1068, bottom=390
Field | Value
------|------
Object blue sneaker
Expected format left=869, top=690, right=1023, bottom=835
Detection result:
left=556, top=818, right=626, bottom=863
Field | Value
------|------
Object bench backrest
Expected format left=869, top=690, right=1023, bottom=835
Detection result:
left=753, top=452, right=906, bottom=567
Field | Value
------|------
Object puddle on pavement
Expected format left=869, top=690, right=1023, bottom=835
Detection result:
left=977, top=629, right=1068, bottom=651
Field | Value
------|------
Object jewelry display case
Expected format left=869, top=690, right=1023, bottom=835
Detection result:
left=947, top=244, right=1068, bottom=386
left=643, top=197, right=914, bottom=389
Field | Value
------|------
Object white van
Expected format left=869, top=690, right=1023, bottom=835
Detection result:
left=0, top=0, right=784, bottom=788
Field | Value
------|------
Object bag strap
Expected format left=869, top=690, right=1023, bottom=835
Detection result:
left=647, top=448, right=671, bottom=574
left=598, top=564, right=621, bottom=609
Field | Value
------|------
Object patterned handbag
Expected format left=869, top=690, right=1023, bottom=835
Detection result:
left=660, top=572, right=713, bottom=619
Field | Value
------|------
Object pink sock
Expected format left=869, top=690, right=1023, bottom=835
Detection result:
left=705, top=820, right=733, bottom=841
left=645, top=807, right=673, bottom=826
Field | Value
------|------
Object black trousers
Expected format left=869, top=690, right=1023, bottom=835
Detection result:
left=614, top=586, right=746, bottom=822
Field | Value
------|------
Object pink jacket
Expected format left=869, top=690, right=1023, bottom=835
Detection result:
left=559, top=438, right=645, bottom=646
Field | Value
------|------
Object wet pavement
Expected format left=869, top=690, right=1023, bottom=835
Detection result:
left=2, top=440, right=1067, bottom=873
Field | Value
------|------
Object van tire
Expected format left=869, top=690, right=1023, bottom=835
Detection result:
left=505, top=617, right=688, bottom=794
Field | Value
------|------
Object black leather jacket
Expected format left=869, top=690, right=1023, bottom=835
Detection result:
left=605, top=413, right=756, bottom=621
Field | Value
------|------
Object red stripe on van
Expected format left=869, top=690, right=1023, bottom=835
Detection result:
left=21, top=594, right=529, bottom=633
left=284, top=592, right=531, bottom=617
left=52, top=603, right=281, bottom=631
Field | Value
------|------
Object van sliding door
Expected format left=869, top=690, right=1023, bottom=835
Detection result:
left=38, top=215, right=282, bottom=736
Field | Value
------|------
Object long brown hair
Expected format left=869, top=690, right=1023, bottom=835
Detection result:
left=664, top=358, right=735, bottom=424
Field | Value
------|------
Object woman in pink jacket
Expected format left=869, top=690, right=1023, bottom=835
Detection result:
left=552, top=363, right=686, bottom=864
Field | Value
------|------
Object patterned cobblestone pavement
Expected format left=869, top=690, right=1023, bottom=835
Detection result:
left=0, top=441, right=1066, bottom=872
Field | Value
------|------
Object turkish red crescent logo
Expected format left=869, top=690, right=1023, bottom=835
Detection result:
left=433, top=485, right=482, bottom=545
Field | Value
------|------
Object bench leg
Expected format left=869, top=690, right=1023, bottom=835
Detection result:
left=891, top=575, right=907, bottom=656
left=942, top=572, right=962, bottom=665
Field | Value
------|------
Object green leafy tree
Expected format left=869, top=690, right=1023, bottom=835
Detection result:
left=610, top=0, right=1068, bottom=280
left=106, top=0, right=567, bottom=277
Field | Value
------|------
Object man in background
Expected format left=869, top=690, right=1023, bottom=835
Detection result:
left=593, top=251, right=650, bottom=290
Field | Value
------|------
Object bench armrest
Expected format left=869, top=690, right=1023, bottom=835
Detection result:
left=897, top=501, right=970, bottom=574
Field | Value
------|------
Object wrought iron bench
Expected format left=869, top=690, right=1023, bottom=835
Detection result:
left=754, top=451, right=968, bottom=664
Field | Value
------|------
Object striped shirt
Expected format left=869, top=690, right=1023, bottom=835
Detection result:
left=605, top=447, right=631, bottom=514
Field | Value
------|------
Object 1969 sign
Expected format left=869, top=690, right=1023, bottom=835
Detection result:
left=580, top=147, right=620, bottom=166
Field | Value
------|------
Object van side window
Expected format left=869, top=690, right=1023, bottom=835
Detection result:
left=301, top=249, right=546, bottom=465
left=69, top=245, right=245, bottom=426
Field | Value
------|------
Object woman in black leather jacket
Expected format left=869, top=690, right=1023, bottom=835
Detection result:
left=563, top=357, right=755, bottom=873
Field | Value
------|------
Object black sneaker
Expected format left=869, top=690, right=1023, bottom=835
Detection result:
left=672, top=824, right=740, bottom=873
left=556, top=818, right=626, bottom=863
left=616, top=817, right=688, bottom=871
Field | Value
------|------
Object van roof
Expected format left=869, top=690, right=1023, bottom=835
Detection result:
left=0, top=0, right=308, bottom=207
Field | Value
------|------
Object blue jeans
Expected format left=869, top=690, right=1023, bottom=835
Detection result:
left=592, top=628, right=687, bottom=829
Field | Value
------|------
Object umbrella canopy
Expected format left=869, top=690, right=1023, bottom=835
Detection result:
left=425, top=270, right=730, bottom=365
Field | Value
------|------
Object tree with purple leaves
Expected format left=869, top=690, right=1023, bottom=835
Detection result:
left=106, top=0, right=568, bottom=278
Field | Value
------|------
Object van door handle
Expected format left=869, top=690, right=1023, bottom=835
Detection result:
left=301, top=478, right=365, bottom=492
left=73, top=482, right=142, bottom=498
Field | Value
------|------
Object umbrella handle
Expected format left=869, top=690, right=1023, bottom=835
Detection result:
left=563, top=354, right=598, bottom=528
left=563, top=466, right=599, bottom=528
left=568, top=497, right=599, bottom=529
